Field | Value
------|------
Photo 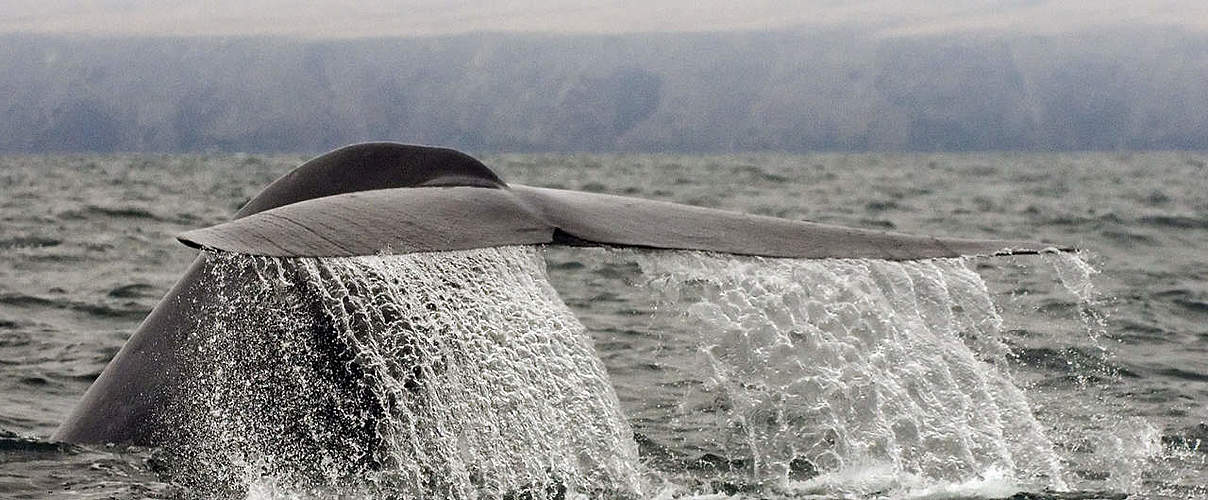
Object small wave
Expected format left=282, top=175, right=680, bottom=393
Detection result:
left=68, top=371, right=103, bottom=383
left=83, top=205, right=161, bottom=219
left=0, top=293, right=149, bottom=319
left=1161, top=423, right=1208, bottom=453
left=1042, top=213, right=1124, bottom=227
left=1142, top=190, right=1172, bottom=206
left=996, top=491, right=1126, bottom=500
left=0, top=429, right=73, bottom=454
left=1114, top=319, right=1169, bottom=340
left=1011, top=346, right=1137, bottom=379
left=58, top=204, right=195, bottom=224
left=548, top=260, right=586, bottom=271
left=857, top=217, right=896, bottom=229
left=1153, top=288, right=1196, bottom=299
left=1153, top=367, right=1208, bottom=382
left=1173, top=298, right=1208, bottom=315
left=1138, top=214, right=1208, bottom=230
left=864, top=199, right=901, bottom=212
left=0, top=293, right=57, bottom=308
left=0, top=236, right=61, bottom=249
left=1042, top=215, right=1093, bottom=226
left=107, top=283, right=159, bottom=299
left=1035, top=298, right=1080, bottom=314
left=1099, top=229, right=1156, bottom=246
left=1149, top=290, right=1208, bottom=315
left=26, top=253, right=91, bottom=263
left=57, top=205, right=146, bottom=220
left=19, top=376, right=50, bottom=386
left=729, top=164, right=790, bottom=183
left=70, top=302, right=150, bottom=319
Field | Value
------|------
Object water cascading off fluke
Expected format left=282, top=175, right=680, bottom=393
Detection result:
left=605, top=250, right=1070, bottom=496
left=159, top=247, right=643, bottom=497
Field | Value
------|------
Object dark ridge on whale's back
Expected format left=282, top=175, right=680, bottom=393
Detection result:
left=234, top=142, right=507, bottom=218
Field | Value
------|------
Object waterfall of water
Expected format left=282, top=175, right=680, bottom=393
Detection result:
left=157, top=245, right=1137, bottom=498
left=626, top=251, right=1067, bottom=496
left=168, top=247, right=641, bottom=498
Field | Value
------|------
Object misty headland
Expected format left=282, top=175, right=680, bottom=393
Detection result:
left=4, top=26, right=1207, bottom=154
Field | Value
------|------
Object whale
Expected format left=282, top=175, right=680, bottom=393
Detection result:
left=52, top=142, right=1067, bottom=445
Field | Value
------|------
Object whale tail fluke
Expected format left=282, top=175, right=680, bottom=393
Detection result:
left=55, top=142, right=1072, bottom=447
left=179, top=143, right=1069, bottom=260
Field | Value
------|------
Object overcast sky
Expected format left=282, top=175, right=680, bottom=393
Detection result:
left=3, top=1, right=1206, bottom=38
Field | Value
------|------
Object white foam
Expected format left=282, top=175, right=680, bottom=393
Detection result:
left=180, top=247, right=641, bottom=498
left=624, top=251, right=1066, bottom=494
left=173, top=247, right=1137, bottom=498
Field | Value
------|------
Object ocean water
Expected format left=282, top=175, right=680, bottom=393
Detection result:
left=0, top=152, right=1205, bottom=499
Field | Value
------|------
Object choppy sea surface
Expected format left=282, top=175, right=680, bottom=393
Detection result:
left=0, top=152, right=1205, bottom=499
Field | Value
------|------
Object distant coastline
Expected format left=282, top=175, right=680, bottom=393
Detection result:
left=4, top=27, right=1206, bottom=154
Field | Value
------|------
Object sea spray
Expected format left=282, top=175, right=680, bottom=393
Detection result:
left=165, top=247, right=641, bottom=498
left=1038, top=251, right=1160, bottom=493
left=1043, top=250, right=1109, bottom=346
left=154, top=245, right=1136, bottom=498
left=614, top=251, right=1066, bottom=495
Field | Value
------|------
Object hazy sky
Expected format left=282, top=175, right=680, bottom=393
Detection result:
left=3, top=1, right=1206, bottom=38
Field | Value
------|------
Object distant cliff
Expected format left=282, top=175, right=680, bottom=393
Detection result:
left=3, top=28, right=1206, bottom=153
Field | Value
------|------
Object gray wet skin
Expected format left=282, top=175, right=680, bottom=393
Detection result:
left=179, top=142, right=1062, bottom=260
left=54, top=142, right=1068, bottom=445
